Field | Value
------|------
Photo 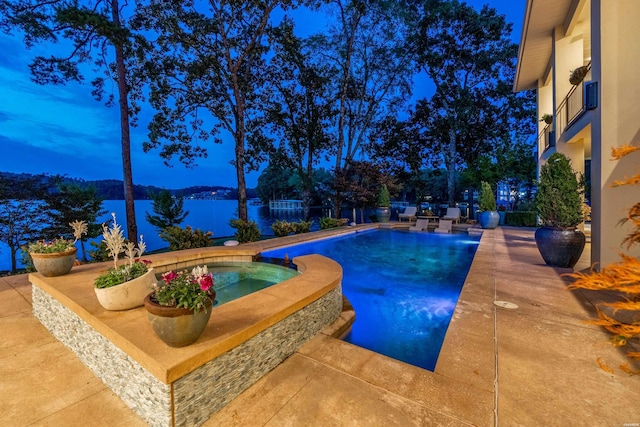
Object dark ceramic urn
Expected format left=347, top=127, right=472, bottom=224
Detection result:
left=534, top=226, right=586, bottom=268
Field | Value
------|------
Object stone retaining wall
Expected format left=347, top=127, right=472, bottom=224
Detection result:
left=33, top=283, right=342, bottom=426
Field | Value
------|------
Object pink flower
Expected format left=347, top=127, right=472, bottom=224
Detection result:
left=198, top=274, right=214, bottom=292
left=162, top=271, right=179, bottom=284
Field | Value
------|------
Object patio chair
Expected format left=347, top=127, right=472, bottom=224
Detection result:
left=442, top=207, right=461, bottom=224
left=398, top=206, right=417, bottom=222
left=434, top=219, right=452, bottom=234
left=408, top=218, right=429, bottom=232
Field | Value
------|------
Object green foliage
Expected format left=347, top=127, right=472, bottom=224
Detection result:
left=229, top=219, right=261, bottom=243
left=257, top=165, right=298, bottom=204
left=272, top=219, right=313, bottom=237
left=89, top=240, right=112, bottom=263
left=478, top=181, right=497, bottom=212
left=0, top=199, right=49, bottom=273
left=535, top=152, right=584, bottom=228
left=27, top=239, right=76, bottom=254
left=320, top=217, right=349, bottom=229
left=408, top=1, right=536, bottom=205
left=42, top=181, right=104, bottom=262
left=272, top=220, right=294, bottom=237
left=377, top=184, right=390, bottom=207
left=292, top=220, right=312, bottom=234
left=505, top=211, right=537, bottom=227
left=152, top=267, right=214, bottom=312
left=94, top=261, right=150, bottom=289
left=159, top=226, right=212, bottom=251
left=146, top=189, right=189, bottom=231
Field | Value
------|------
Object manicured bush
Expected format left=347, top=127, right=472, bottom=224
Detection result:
left=159, top=225, right=212, bottom=251
left=292, top=220, right=312, bottom=234
left=535, top=152, right=584, bottom=228
left=478, top=181, right=497, bottom=212
left=272, top=220, right=294, bottom=237
left=229, top=219, right=261, bottom=243
left=320, top=217, right=348, bottom=229
left=504, top=211, right=537, bottom=227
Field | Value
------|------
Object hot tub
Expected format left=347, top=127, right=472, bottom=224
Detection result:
left=30, top=247, right=343, bottom=427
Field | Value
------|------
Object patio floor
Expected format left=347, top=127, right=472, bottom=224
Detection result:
left=2, top=226, right=639, bottom=426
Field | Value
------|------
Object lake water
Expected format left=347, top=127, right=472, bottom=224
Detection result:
left=0, top=199, right=334, bottom=272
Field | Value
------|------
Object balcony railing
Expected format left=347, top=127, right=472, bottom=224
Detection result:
left=555, top=62, right=591, bottom=133
left=538, top=123, right=554, bottom=152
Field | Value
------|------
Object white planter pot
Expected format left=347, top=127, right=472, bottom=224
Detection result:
left=94, top=268, right=157, bottom=311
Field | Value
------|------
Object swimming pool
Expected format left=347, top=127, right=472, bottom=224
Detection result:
left=261, top=229, right=480, bottom=370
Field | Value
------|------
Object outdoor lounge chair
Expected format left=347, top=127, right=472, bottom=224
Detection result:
left=434, top=219, right=452, bottom=234
left=442, top=207, right=461, bottom=224
left=408, top=218, right=429, bottom=232
left=398, top=206, right=417, bottom=222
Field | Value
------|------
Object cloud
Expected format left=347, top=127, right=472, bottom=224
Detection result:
left=0, top=33, right=245, bottom=189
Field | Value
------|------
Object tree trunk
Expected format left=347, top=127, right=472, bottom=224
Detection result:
left=234, top=108, right=248, bottom=222
left=11, top=246, right=17, bottom=273
left=111, top=0, right=137, bottom=242
left=333, top=4, right=361, bottom=217
left=447, top=129, right=456, bottom=207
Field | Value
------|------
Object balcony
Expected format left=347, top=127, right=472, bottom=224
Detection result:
left=538, top=123, right=555, bottom=152
left=555, top=62, right=592, bottom=135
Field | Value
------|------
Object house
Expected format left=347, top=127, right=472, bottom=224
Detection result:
left=514, top=0, right=640, bottom=267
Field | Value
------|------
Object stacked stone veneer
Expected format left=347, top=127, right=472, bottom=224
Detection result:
left=33, top=283, right=342, bottom=427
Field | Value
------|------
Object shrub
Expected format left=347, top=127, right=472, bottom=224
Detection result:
left=535, top=152, right=584, bottom=228
left=377, top=184, right=390, bottom=207
left=229, top=219, right=261, bottom=243
left=272, top=220, right=294, bottom=237
left=292, top=220, right=312, bottom=234
left=505, top=211, right=537, bottom=227
left=159, top=225, right=212, bottom=251
left=320, top=217, right=348, bottom=229
left=478, top=181, right=497, bottom=212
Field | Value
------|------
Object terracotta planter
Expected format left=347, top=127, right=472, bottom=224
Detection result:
left=144, top=293, right=214, bottom=347
left=30, top=248, right=77, bottom=277
left=94, top=268, right=157, bottom=311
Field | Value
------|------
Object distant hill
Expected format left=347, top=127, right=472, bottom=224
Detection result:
left=0, top=172, right=255, bottom=200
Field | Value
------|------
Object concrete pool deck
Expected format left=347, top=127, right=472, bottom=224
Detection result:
left=2, top=226, right=640, bottom=425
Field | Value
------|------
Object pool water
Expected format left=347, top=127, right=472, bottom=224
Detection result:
left=182, top=262, right=299, bottom=306
left=262, top=229, right=480, bottom=370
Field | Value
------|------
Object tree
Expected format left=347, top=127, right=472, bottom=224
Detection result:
left=333, top=160, right=397, bottom=223
left=145, top=190, right=189, bottom=232
left=0, top=200, right=48, bottom=273
left=0, top=0, right=142, bottom=241
left=132, top=0, right=311, bottom=223
left=0, top=175, right=49, bottom=272
left=44, top=180, right=106, bottom=262
left=311, top=0, right=415, bottom=214
left=257, top=20, right=336, bottom=220
left=256, top=164, right=297, bottom=204
left=409, top=0, right=535, bottom=205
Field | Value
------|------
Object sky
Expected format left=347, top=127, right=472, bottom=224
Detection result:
left=0, top=1, right=525, bottom=190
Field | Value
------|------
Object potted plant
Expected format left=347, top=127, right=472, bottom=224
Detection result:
left=534, top=152, right=586, bottom=268
left=94, top=213, right=156, bottom=311
left=28, top=220, right=87, bottom=277
left=144, top=265, right=215, bottom=347
left=569, top=66, right=588, bottom=85
left=477, top=181, right=500, bottom=229
left=540, top=113, right=553, bottom=125
left=375, top=184, right=391, bottom=223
